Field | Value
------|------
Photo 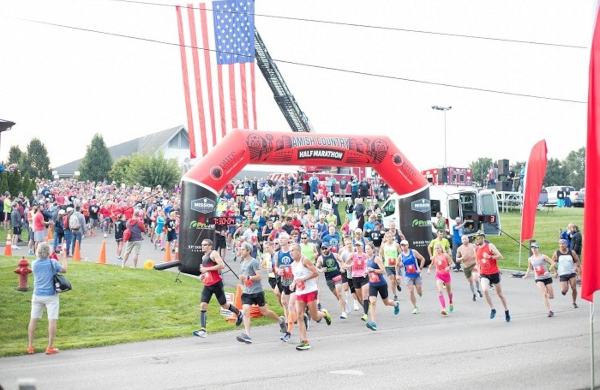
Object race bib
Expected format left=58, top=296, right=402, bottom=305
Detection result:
left=368, top=272, right=380, bottom=284
left=406, top=264, right=416, bottom=274
left=388, top=258, right=397, bottom=266
left=244, top=278, right=253, bottom=287
left=535, top=266, right=545, bottom=277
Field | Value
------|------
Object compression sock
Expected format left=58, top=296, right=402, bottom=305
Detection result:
left=228, top=304, right=240, bottom=315
left=363, top=300, right=369, bottom=315
left=469, top=285, right=475, bottom=294
left=449, top=293, right=453, bottom=304
left=287, top=312, right=296, bottom=333
left=438, top=294, right=446, bottom=309
left=200, top=310, right=207, bottom=329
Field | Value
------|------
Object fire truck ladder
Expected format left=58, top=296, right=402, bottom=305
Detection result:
left=254, top=28, right=314, bottom=133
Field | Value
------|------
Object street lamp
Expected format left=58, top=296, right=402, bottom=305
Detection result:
left=431, top=106, right=452, bottom=167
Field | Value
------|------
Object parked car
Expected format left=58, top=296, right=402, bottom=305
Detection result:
left=544, top=186, right=575, bottom=206
left=570, top=188, right=585, bottom=207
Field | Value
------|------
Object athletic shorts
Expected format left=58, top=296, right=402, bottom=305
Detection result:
left=385, top=267, right=396, bottom=277
left=481, top=273, right=501, bottom=285
left=405, top=276, right=423, bottom=286
left=31, top=294, right=60, bottom=320
left=241, top=292, right=267, bottom=307
left=559, top=273, right=577, bottom=282
left=268, top=277, right=278, bottom=289
left=352, top=276, right=368, bottom=290
left=342, top=272, right=349, bottom=284
left=436, top=273, right=451, bottom=284
left=215, top=237, right=227, bottom=250
left=13, top=226, right=22, bottom=235
left=536, top=278, right=553, bottom=286
left=463, top=264, right=476, bottom=279
left=277, top=279, right=293, bottom=296
left=326, top=276, right=343, bottom=292
left=296, top=290, right=318, bottom=303
left=369, top=284, right=389, bottom=300
left=201, top=280, right=227, bottom=305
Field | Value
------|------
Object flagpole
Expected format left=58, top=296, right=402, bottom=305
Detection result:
left=590, top=301, right=596, bottom=390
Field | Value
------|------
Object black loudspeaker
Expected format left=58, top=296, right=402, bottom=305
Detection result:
left=496, top=181, right=512, bottom=192
left=498, top=159, right=509, bottom=176
left=438, top=168, right=448, bottom=183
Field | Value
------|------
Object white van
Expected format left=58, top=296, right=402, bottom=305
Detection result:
left=381, top=185, right=501, bottom=238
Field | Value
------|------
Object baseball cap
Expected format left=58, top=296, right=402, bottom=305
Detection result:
left=400, top=240, right=409, bottom=246
left=66, top=207, right=74, bottom=213
left=559, top=239, right=568, bottom=244
left=58, top=209, right=66, bottom=215
left=354, top=228, right=362, bottom=234
left=474, top=230, right=485, bottom=237
left=321, top=243, right=330, bottom=249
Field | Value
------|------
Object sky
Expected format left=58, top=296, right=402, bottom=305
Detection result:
left=0, top=0, right=596, bottom=174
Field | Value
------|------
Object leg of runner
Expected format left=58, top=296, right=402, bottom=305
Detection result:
left=446, top=282, right=454, bottom=312
left=368, top=294, right=378, bottom=330
left=480, top=277, right=495, bottom=311
left=436, top=278, right=448, bottom=315
left=295, top=299, right=310, bottom=350
left=493, top=282, right=510, bottom=322
left=334, top=283, right=347, bottom=318
left=568, top=277, right=579, bottom=307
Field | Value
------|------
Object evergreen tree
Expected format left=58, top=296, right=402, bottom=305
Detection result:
left=21, top=138, right=52, bottom=179
left=8, top=145, right=23, bottom=167
left=0, top=172, right=9, bottom=196
left=79, top=134, right=113, bottom=182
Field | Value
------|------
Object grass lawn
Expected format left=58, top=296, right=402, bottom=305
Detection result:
left=0, top=260, right=283, bottom=357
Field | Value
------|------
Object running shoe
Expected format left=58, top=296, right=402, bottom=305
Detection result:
left=396, top=284, right=402, bottom=292
left=449, top=304, right=454, bottom=313
left=193, top=329, right=207, bottom=338
left=394, top=301, right=400, bottom=316
left=573, top=303, right=579, bottom=309
left=393, top=295, right=398, bottom=301
left=478, top=290, right=483, bottom=297
left=279, top=316, right=287, bottom=333
left=366, top=322, right=377, bottom=331
left=490, top=309, right=497, bottom=319
left=322, top=309, right=332, bottom=325
left=472, top=294, right=476, bottom=302
left=354, top=302, right=360, bottom=311
left=440, top=309, right=448, bottom=316
left=548, top=311, right=554, bottom=318
left=361, top=314, right=368, bottom=322
left=412, top=307, right=419, bottom=314
left=340, top=312, right=348, bottom=319
left=45, top=347, right=60, bottom=355
left=345, top=302, right=351, bottom=313
left=303, top=313, right=310, bottom=330
left=281, top=332, right=291, bottom=342
left=236, top=333, right=253, bottom=344
left=103, top=234, right=108, bottom=238
left=235, top=312, right=244, bottom=327
left=505, top=310, right=511, bottom=322
left=27, top=346, right=35, bottom=355
left=296, top=341, right=311, bottom=351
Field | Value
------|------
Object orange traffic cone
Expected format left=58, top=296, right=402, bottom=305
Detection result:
left=173, top=245, right=179, bottom=260
left=47, top=227, right=54, bottom=241
left=227, top=284, right=244, bottom=323
left=96, top=240, right=107, bottom=265
left=163, top=241, right=171, bottom=262
left=72, top=240, right=81, bottom=262
left=250, top=305, right=263, bottom=318
left=4, top=233, right=12, bottom=256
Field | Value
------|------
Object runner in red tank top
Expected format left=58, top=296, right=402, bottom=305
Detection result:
left=474, top=230, right=510, bottom=322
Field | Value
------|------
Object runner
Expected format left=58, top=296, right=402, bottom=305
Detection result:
left=523, top=242, right=556, bottom=317
left=456, top=235, right=482, bottom=301
left=262, top=240, right=283, bottom=307
left=236, top=242, right=286, bottom=344
left=474, top=230, right=510, bottom=322
left=275, top=233, right=298, bottom=342
left=365, top=242, right=400, bottom=330
left=342, top=240, right=370, bottom=322
left=398, top=240, right=426, bottom=314
left=193, top=239, right=243, bottom=338
left=290, top=243, right=332, bottom=350
left=552, top=238, right=581, bottom=309
left=381, top=232, right=402, bottom=300
left=316, top=242, right=347, bottom=319
left=428, top=242, right=456, bottom=316
left=339, top=236, right=359, bottom=312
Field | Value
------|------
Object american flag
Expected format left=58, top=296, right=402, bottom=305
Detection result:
left=176, top=0, right=257, bottom=159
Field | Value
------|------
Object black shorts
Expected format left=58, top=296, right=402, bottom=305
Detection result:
left=481, top=273, right=501, bottom=285
left=536, top=278, right=553, bottom=286
left=13, top=226, right=22, bottom=235
left=342, top=273, right=349, bottom=284
left=268, top=277, right=278, bottom=289
left=369, top=284, right=389, bottom=300
left=241, top=292, right=267, bottom=307
left=277, top=279, right=293, bottom=295
left=560, top=273, right=577, bottom=282
left=200, top=281, right=227, bottom=305
left=352, top=276, right=368, bottom=290
left=215, top=237, right=227, bottom=250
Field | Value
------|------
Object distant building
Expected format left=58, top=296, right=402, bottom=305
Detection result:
left=53, top=125, right=191, bottom=178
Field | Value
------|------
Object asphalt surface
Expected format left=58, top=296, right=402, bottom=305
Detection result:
left=1, top=232, right=599, bottom=390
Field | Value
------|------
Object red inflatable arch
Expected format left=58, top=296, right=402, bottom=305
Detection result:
left=174, top=129, right=430, bottom=275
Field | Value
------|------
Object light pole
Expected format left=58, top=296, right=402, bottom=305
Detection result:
left=431, top=106, right=452, bottom=167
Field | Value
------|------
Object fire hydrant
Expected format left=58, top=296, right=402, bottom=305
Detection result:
left=14, top=257, right=32, bottom=292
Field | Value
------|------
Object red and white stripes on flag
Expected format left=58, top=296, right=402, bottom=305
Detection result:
left=176, top=1, right=257, bottom=159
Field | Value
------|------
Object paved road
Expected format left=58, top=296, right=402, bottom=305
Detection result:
left=1, top=233, right=599, bottom=390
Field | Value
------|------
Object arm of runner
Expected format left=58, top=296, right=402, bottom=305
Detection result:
left=413, top=250, right=426, bottom=272
left=523, top=257, right=532, bottom=279
left=207, top=251, right=225, bottom=272
left=543, top=254, right=556, bottom=272
left=487, top=243, right=503, bottom=261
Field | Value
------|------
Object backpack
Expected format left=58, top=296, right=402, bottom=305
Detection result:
left=69, top=214, right=81, bottom=231
left=123, top=229, right=131, bottom=242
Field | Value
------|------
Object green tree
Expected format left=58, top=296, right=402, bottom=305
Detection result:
left=0, top=172, right=8, bottom=196
left=469, top=157, right=494, bottom=186
left=21, top=173, right=34, bottom=198
left=7, top=146, right=23, bottom=167
left=8, top=170, right=22, bottom=195
left=109, top=156, right=133, bottom=186
left=79, top=134, right=113, bottom=182
left=543, top=158, right=567, bottom=186
left=21, top=138, right=51, bottom=179
left=124, top=151, right=180, bottom=189
left=563, top=147, right=585, bottom=189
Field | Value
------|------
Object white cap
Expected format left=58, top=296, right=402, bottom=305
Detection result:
left=66, top=207, right=74, bottom=213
